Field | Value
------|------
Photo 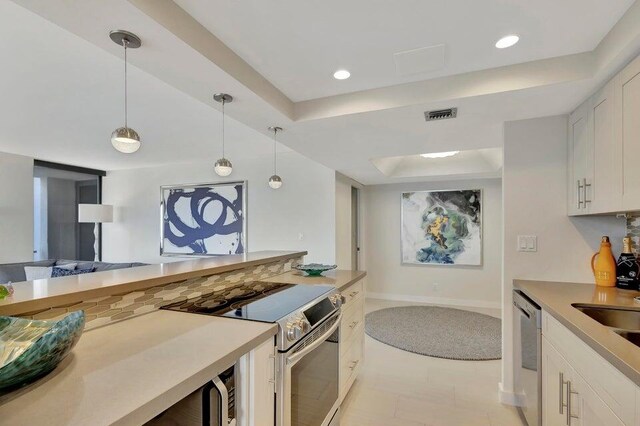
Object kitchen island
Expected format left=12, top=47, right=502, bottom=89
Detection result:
left=0, top=251, right=305, bottom=425
left=0, top=311, right=276, bottom=425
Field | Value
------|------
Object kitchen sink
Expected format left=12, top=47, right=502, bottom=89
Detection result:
left=572, top=304, right=640, bottom=330
left=615, top=330, right=640, bottom=347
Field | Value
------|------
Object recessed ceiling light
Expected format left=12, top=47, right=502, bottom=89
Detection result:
left=495, top=35, right=519, bottom=49
left=333, top=69, right=351, bottom=80
left=420, top=151, right=460, bottom=159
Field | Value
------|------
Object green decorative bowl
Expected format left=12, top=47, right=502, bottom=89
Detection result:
left=294, top=263, right=338, bottom=277
left=0, top=311, right=85, bottom=390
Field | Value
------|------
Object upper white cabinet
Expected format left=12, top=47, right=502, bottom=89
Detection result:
left=618, top=55, right=640, bottom=211
left=568, top=101, right=593, bottom=215
left=567, top=54, right=639, bottom=216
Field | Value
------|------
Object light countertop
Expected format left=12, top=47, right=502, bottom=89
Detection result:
left=264, top=269, right=366, bottom=291
left=0, top=250, right=305, bottom=317
left=515, top=280, right=640, bottom=386
left=0, top=310, right=277, bottom=426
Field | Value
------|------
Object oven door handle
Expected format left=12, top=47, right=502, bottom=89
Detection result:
left=211, top=375, right=229, bottom=426
left=286, top=313, right=342, bottom=366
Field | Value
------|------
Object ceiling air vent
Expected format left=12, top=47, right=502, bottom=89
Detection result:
left=424, top=108, right=457, bottom=122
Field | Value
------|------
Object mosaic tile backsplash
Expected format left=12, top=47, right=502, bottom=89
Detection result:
left=19, top=257, right=301, bottom=330
left=627, top=216, right=640, bottom=252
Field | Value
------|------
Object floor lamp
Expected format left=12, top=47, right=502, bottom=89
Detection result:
left=78, top=204, right=113, bottom=262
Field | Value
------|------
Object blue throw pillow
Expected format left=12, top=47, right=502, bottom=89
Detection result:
left=51, top=267, right=96, bottom=278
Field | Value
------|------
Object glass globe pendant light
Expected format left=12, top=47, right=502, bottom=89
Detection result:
left=109, top=30, right=142, bottom=154
left=213, top=93, right=233, bottom=176
left=268, top=126, right=283, bottom=189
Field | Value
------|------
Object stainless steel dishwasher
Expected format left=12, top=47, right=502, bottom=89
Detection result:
left=513, top=289, right=542, bottom=426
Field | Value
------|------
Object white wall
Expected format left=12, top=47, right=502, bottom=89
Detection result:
left=0, top=152, right=34, bottom=263
left=102, top=151, right=336, bottom=265
left=364, top=178, right=503, bottom=308
left=501, top=115, right=626, bottom=401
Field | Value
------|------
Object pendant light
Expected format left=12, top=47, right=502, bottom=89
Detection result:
left=268, top=126, right=283, bottom=189
left=213, top=93, right=233, bottom=176
left=109, top=30, right=142, bottom=154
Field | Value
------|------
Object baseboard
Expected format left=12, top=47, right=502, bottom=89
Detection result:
left=366, top=291, right=501, bottom=310
left=498, top=382, right=524, bottom=406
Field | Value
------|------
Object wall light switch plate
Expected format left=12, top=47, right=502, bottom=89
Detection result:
left=517, top=235, right=537, bottom=252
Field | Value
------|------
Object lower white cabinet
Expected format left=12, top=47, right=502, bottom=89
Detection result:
left=543, top=337, right=624, bottom=426
left=541, top=312, right=636, bottom=425
left=239, top=337, right=276, bottom=426
left=339, top=278, right=365, bottom=402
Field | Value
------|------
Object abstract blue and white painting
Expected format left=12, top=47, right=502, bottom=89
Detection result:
left=401, top=190, right=482, bottom=266
left=161, top=182, right=246, bottom=256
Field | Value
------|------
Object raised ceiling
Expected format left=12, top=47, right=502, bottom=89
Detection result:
left=4, top=0, right=640, bottom=184
left=175, top=0, right=634, bottom=101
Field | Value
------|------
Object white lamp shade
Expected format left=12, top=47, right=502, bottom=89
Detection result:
left=78, top=204, right=114, bottom=223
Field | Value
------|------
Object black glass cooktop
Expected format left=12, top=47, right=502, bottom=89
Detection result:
left=161, top=281, right=335, bottom=323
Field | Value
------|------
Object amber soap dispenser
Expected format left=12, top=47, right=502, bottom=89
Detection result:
left=591, top=236, right=617, bottom=287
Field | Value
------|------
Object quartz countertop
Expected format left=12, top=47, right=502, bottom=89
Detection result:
left=0, top=310, right=277, bottom=426
left=515, top=280, right=640, bottom=386
left=264, top=269, right=366, bottom=291
left=0, top=250, right=305, bottom=317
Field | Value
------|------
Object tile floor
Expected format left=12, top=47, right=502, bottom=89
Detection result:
left=340, top=298, right=523, bottom=426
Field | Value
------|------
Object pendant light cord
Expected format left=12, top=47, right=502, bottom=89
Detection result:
left=273, top=128, right=278, bottom=174
left=123, top=39, right=128, bottom=128
left=221, top=99, right=225, bottom=158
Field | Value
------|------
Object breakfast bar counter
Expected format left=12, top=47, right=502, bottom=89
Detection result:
left=0, top=251, right=305, bottom=317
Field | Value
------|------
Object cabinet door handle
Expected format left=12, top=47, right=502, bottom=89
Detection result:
left=348, top=360, right=359, bottom=371
left=583, top=178, right=592, bottom=205
left=567, top=380, right=579, bottom=425
left=559, top=372, right=567, bottom=414
left=349, top=320, right=359, bottom=329
left=349, top=291, right=359, bottom=298
left=577, top=180, right=584, bottom=209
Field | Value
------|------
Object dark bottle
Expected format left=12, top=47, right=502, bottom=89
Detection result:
left=616, top=236, right=640, bottom=290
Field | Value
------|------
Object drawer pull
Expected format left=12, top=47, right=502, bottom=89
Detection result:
left=349, top=321, right=359, bottom=329
left=348, top=360, right=359, bottom=371
left=349, top=291, right=359, bottom=298
left=567, top=380, right=579, bottom=425
left=559, top=372, right=567, bottom=414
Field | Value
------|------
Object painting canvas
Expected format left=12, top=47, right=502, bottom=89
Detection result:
left=160, top=181, right=246, bottom=256
left=401, top=190, right=482, bottom=266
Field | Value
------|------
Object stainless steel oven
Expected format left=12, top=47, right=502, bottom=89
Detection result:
left=161, top=282, right=343, bottom=426
left=277, top=311, right=341, bottom=426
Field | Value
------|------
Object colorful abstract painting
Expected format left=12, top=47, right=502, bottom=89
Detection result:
left=161, top=181, right=246, bottom=256
left=401, top=190, right=482, bottom=266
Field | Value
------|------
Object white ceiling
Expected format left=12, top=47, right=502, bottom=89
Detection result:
left=0, top=0, right=290, bottom=172
left=3, top=0, right=640, bottom=185
left=175, top=0, right=634, bottom=101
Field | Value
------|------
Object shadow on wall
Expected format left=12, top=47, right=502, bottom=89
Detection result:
left=569, top=215, right=626, bottom=255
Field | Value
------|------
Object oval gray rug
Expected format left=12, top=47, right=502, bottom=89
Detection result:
left=365, top=306, right=501, bottom=360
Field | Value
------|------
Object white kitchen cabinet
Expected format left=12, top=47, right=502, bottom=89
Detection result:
left=238, top=339, right=276, bottom=426
left=590, top=81, right=621, bottom=214
left=566, top=53, right=640, bottom=216
left=542, top=337, right=574, bottom=426
left=542, top=312, right=636, bottom=425
left=543, top=337, right=625, bottom=426
left=339, top=278, right=365, bottom=403
left=572, top=372, right=625, bottom=426
left=568, top=100, right=593, bottom=216
left=617, top=54, right=640, bottom=211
